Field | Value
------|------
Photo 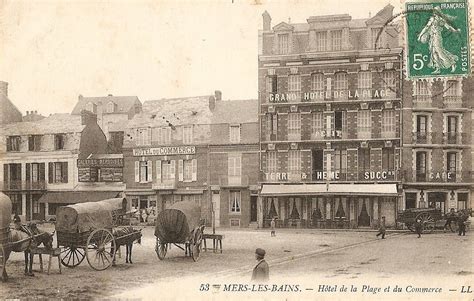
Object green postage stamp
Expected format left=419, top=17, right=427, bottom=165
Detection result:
left=405, top=1, right=470, bottom=78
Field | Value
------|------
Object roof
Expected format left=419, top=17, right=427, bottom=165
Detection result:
left=0, top=113, right=84, bottom=136
left=211, top=99, right=258, bottom=124
left=71, top=95, right=140, bottom=115
left=128, top=95, right=213, bottom=128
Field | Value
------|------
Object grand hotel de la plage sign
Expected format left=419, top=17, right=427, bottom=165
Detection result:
left=268, top=89, right=393, bottom=103
left=133, top=146, right=196, bottom=156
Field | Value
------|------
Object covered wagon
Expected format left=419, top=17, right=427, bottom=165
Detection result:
left=56, top=197, right=141, bottom=271
left=154, top=201, right=205, bottom=261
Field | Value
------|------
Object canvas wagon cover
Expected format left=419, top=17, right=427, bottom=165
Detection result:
left=0, top=193, right=12, bottom=230
left=56, top=199, right=127, bottom=233
left=154, top=201, right=201, bottom=243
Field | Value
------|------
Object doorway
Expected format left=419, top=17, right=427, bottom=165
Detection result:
left=212, top=192, right=220, bottom=227
left=250, top=196, right=258, bottom=222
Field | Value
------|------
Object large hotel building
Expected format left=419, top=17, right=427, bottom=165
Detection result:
left=257, top=5, right=404, bottom=229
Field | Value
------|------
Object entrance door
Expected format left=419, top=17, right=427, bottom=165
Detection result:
left=250, top=196, right=258, bottom=222
left=358, top=198, right=371, bottom=227
left=212, top=192, right=220, bottom=227
left=32, top=194, right=45, bottom=221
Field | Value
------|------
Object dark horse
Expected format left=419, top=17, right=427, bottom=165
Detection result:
left=112, top=227, right=142, bottom=265
left=1, top=223, right=54, bottom=281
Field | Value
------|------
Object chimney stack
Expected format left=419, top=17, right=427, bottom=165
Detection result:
left=214, top=90, right=222, bottom=101
left=78, top=94, right=83, bottom=100
left=81, top=110, right=98, bottom=125
left=209, top=95, right=216, bottom=111
left=34, top=110, right=37, bottom=114
left=262, top=11, right=272, bottom=31
left=26, top=111, right=29, bottom=115
left=0, top=81, right=8, bottom=97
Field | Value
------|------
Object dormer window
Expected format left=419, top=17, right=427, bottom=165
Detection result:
left=332, top=30, right=342, bottom=51
left=86, top=101, right=97, bottom=113
left=278, top=34, right=289, bottom=54
left=107, top=101, right=116, bottom=113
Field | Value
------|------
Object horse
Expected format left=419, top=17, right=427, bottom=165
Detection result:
left=111, top=227, right=142, bottom=265
left=1, top=224, right=55, bottom=281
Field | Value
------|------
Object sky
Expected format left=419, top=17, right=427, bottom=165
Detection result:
left=0, top=0, right=400, bottom=115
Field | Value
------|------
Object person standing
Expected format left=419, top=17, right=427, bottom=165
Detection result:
left=458, top=213, right=467, bottom=236
left=251, top=248, right=269, bottom=282
left=414, top=219, right=423, bottom=238
left=376, top=216, right=386, bottom=239
left=270, top=218, right=276, bottom=237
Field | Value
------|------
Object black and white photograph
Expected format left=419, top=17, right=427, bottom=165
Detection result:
left=0, top=0, right=472, bottom=300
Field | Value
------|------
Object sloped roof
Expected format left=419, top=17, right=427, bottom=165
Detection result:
left=0, top=113, right=84, bottom=135
left=127, top=95, right=213, bottom=129
left=0, top=93, right=22, bottom=121
left=71, top=95, right=140, bottom=115
left=211, top=99, right=258, bottom=124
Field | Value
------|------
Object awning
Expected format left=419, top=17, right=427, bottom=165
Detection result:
left=39, top=191, right=121, bottom=204
left=261, top=184, right=398, bottom=196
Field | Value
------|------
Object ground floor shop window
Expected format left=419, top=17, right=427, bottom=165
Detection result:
left=428, top=192, right=446, bottom=213
left=230, top=191, right=241, bottom=213
left=457, top=193, right=468, bottom=210
left=405, top=192, right=417, bottom=209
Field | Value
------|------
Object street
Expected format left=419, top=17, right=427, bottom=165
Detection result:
left=0, top=224, right=472, bottom=300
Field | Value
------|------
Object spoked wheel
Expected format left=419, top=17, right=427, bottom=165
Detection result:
left=60, top=247, right=85, bottom=268
left=406, top=223, right=415, bottom=232
left=191, top=230, right=203, bottom=262
left=86, top=229, right=116, bottom=271
left=155, top=238, right=167, bottom=260
left=416, top=213, right=435, bottom=234
left=0, top=244, right=7, bottom=282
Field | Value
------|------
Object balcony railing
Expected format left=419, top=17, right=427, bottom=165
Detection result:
left=444, top=96, right=462, bottom=108
left=412, top=132, right=432, bottom=144
left=1, top=180, right=22, bottom=190
left=152, top=180, right=177, bottom=190
left=407, top=170, right=471, bottom=183
left=413, top=95, right=431, bottom=108
left=26, top=181, right=46, bottom=190
left=219, top=175, right=249, bottom=187
left=443, top=132, right=469, bottom=145
left=357, top=127, right=371, bottom=139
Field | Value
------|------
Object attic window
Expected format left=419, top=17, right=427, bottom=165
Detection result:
left=86, top=102, right=97, bottom=114
left=278, top=34, right=289, bottom=54
left=107, top=101, right=116, bottom=113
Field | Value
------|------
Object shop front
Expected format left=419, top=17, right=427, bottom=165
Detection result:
left=260, top=183, right=399, bottom=229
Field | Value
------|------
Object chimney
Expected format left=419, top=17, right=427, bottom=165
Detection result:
left=0, top=81, right=8, bottom=97
left=262, top=11, right=272, bottom=31
left=34, top=110, right=37, bottom=114
left=209, top=96, right=216, bottom=111
left=26, top=111, right=29, bottom=115
left=214, top=90, right=222, bottom=101
left=108, top=94, right=113, bottom=97
left=81, top=110, right=98, bottom=125
left=78, top=94, right=83, bottom=100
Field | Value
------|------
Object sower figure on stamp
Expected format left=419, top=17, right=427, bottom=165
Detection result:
left=376, top=216, right=386, bottom=239
left=251, top=248, right=269, bottom=282
left=270, top=218, right=276, bottom=237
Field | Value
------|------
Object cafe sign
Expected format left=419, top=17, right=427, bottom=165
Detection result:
left=133, top=146, right=196, bottom=156
left=77, top=158, right=123, bottom=168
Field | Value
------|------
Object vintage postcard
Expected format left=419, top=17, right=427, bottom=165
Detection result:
left=0, top=0, right=472, bottom=300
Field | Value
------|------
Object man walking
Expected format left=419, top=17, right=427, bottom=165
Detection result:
left=251, top=248, right=269, bottom=282
left=458, top=213, right=467, bottom=236
left=376, top=216, right=386, bottom=239
left=414, top=218, right=423, bottom=238
left=270, top=218, right=276, bottom=237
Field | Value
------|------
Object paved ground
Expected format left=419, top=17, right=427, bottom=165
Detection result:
left=0, top=224, right=471, bottom=300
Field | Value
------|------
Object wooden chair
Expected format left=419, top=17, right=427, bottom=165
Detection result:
left=31, top=247, right=62, bottom=275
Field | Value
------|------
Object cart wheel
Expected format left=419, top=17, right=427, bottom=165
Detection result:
left=60, top=247, right=85, bottom=268
left=0, top=244, right=7, bottom=282
left=155, top=238, right=167, bottom=260
left=86, top=229, right=116, bottom=271
left=416, top=213, right=435, bottom=234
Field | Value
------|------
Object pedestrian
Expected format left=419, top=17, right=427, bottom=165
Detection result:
left=251, top=248, right=269, bottom=282
left=270, top=218, right=276, bottom=237
left=414, top=218, right=423, bottom=238
left=376, top=216, right=386, bottom=239
left=458, top=214, right=467, bottom=236
left=443, top=208, right=456, bottom=232
left=13, top=213, right=22, bottom=230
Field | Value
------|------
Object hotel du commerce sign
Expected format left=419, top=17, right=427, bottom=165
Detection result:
left=132, top=146, right=196, bottom=156
left=268, top=89, right=394, bottom=103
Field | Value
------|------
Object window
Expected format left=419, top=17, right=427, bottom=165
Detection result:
left=415, top=80, right=430, bottom=102
left=4, top=164, right=21, bottom=189
left=156, top=127, right=171, bottom=145
left=447, top=115, right=458, bottom=143
left=358, top=71, right=372, bottom=90
left=334, top=111, right=345, bottom=138
left=447, top=152, right=457, bottom=181
left=445, top=80, right=460, bottom=97
left=182, top=125, right=193, bottom=144
left=162, top=160, right=175, bottom=181
left=266, top=76, right=278, bottom=94
left=334, top=72, right=348, bottom=99
left=288, top=150, right=301, bottom=174
left=48, top=162, right=68, bottom=183
left=382, top=70, right=397, bottom=96
left=405, top=192, right=417, bottom=209
left=332, top=30, right=342, bottom=51
left=416, top=115, right=428, bottom=143
left=288, top=75, right=301, bottom=101
left=140, top=161, right=149, bottom=182
left=7, top=136, right=21, bottom=152
left=382, top=148, right=395, bottom=171
left=54, top=134, right=65, bottom=150
left=382, top=110, right=395, bottom=135
left=228, top=155, right=242, bottom=177
left=267, top=151, right=277, bottom=173
left=107, top=101, right=116, bottom=113
left=311, top=112, right=323, bottom=138
left=316, top=31, right=327, bottom=52
left=357, top=110, right=371, bottom=137
left=288, top=113, right=301, bottom=140
left=229, top=125, right=241, bottom=143
left=334, top=149, right=347, bottom=180
left=135, top=160, right=152, bottom=183
left=358, top=148, right=370, bottom=178
left=278, top=34, right=289, bottom=54
left=458, top=193, right=468, bottom=210
left=86, top=102, right=97, bottom=113
left=109, top=131, right=124, bottom=152
left=137, top=128, right=151, bottom=146
left=28, top=135, right=42, bottom=151
left=311, top=73, right=324, bottom=92
left=183, top=160, right=193, bottom=181
left=266, top=114, right=278, bottom=140
left=27, top=163, right=45, bottom=188
left=370, top=28, right=382, bottom=48
left=230, top=191, right=241, bottom=213
left=416, top=152, right=427, bottom=181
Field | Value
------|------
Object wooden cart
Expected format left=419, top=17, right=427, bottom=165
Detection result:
left=154, top=201, right=205, bottom=262
left=56, top=197, right=141, bottom=271
left=397, top=208, right=442, bottom=233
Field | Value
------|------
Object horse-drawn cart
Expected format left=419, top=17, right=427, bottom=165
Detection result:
left=397, top=208, right=442, bottom=233
left=154, top=201, right=205, bottom=261
left=56, top=197, right=141, bottom=271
